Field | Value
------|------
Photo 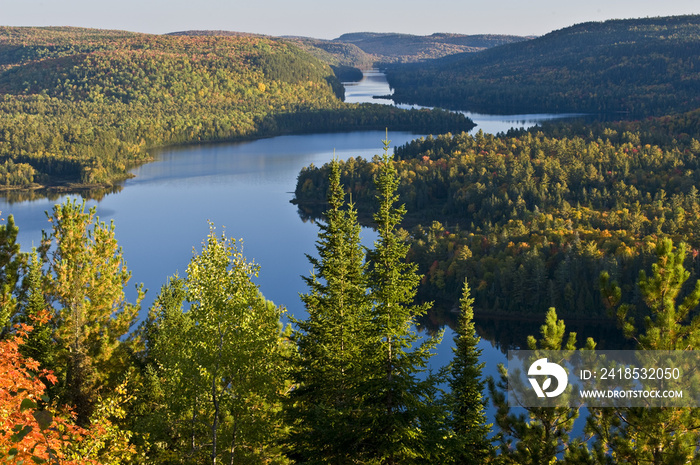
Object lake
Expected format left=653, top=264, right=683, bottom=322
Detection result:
left=1, top=70, right=575, bottom=326
left=0, top=69, right=595, bottom=428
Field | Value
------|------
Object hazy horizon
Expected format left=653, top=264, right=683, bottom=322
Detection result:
left=2, top=1, right=699, bottom=40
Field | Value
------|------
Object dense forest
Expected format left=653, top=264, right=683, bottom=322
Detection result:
left=279, top=38, right=373, bottom=81
left=2, top=142, right=699, bottom=464
left=386, top=15, right=700, bottom=116
left=0, top=27, right=472, bottom=189
left=295, top=110, right=700, bottom=320
left=176, top=31, right=530, bottom=80
left=3, top=12, right=700, bottom=464
left=169, top=32, right=374, bottom=82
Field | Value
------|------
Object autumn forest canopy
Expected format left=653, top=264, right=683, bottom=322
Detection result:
left=0, top=27, right=472, bottom=189
left=2, top=13, right=700, bottom=465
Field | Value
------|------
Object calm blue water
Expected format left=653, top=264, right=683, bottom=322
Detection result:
left=0, top=70, right=587, bottom=432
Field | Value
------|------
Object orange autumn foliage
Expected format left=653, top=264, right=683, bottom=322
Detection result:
left=0, top=321, right=99, bottom=465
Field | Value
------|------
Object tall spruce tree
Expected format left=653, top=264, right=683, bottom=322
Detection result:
left=446, top=280, right=493, bottom=464
left=364, top=135, right=444, bottom=464
left=287, top=157, right=374, bottom=463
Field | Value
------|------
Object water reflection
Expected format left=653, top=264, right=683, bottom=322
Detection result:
left=0, top=184, right=124, bottom=204
left=418, top=306, right=632, bottom=353
left=341, top=69, right=625, bottom=353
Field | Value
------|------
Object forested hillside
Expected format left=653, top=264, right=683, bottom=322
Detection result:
left=334, top=32, right=530, bottom=63
left=282, top=38, right=373, bottom=81
left=386, top=15, right=700, bottom=116
left=0, top=27, right=472, bottom=190
left=295, top=110, right=700, bottom=320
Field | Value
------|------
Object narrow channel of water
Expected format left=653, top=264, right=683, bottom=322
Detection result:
left=343, top=69, right=584, bottom=134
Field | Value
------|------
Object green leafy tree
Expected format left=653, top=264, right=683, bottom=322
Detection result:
left=41, top=198, right=142, bottom=424
left=137, top=276, right=195, bottom=462
left=145, top=226, right=289, bottom=464
left=446, top=279, right=493, bottom=464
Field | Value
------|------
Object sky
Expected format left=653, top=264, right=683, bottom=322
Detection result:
left=2, top=0, right=699, bottom=39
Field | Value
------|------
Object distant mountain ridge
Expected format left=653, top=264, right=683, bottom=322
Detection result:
left=386, top=15, right=700, bottom=116
left=168, top=29, right=530, bottom=67
left=167, top=29, right=531, bottom=82
left=332, top=31, right=531, bottom=63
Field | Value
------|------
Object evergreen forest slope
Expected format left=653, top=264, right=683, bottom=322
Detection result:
left=386, top=15, right=700, bottom=116
left=0, top=27, right=472, bottom=190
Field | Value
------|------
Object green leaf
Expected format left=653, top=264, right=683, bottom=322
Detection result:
left=32, top=410, right=53, bottom=431
left=20, top=398, right=37, bottom=412
left=10, top=425, right=32, bottom=442
left=31, top=456, right=47, bottom=464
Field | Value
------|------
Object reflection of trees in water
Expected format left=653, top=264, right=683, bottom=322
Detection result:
left=294, top=204, right=323, bottom=224
left=416, top=300, right=634, bottom=354
left=0, top=185, right=123, bottom=204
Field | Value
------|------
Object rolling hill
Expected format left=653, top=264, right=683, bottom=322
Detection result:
left=334, top=32, right=530, bottom=63
left=386, top=15, right=700, bottom=116
left=0, top=27, right=472, bottom=190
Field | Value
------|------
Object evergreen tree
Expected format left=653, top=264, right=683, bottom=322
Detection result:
left=364, top=135, right=444, bottom=464
left=42, top=199, right=143, bottom=424
left=594, top=239, right=700, bottom=464
left=489, top=308, right=594, bottom=465
left=0, top=214, right=26, bottom=335
left=18, top=250, right=57, bottom=375
left=287, top=157, right=374, bottom=463
left=446, top=280, right=493, bottom=464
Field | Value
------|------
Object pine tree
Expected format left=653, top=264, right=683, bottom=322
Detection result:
left=594, top=238, right=700, bottom=464
left=447, top=280, right=493, bottom=464
left=287, top=157, right=374, bottom=463
left=364, top=135, right=444, bottom=464
left=42, top=199, right=143, bottom=424
left=489, top=308, right=594, bottom=464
